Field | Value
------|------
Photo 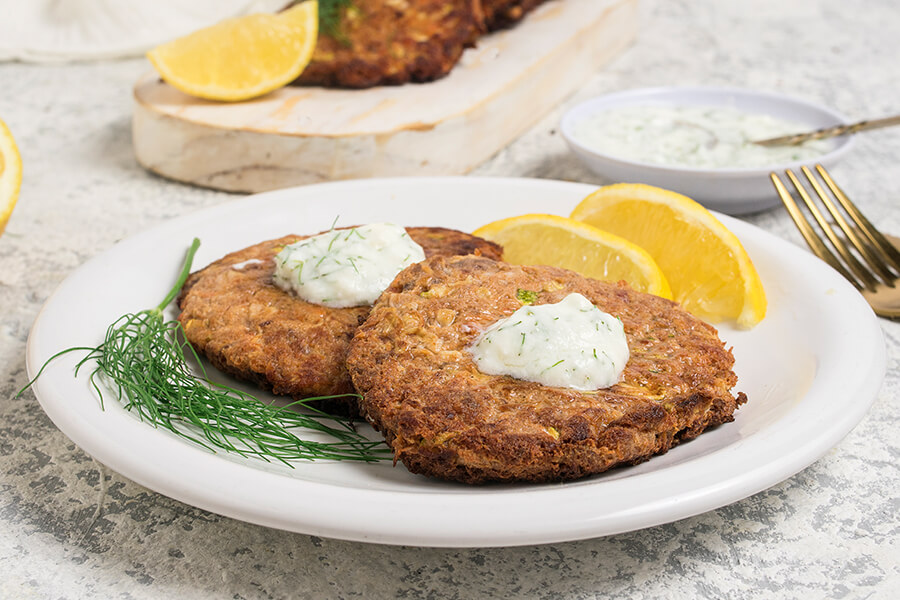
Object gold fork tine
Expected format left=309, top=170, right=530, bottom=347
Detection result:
left=815, top=164, right=900, bottom=272
left=769, top=172, right=861, bottom=287
left=774, top=167, right=900, bottom=319
left=783, top=169, right=880, bottom=290
left=799, top=166, right=896, bottom=284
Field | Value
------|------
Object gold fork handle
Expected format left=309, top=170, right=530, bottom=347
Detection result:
left=754, top=114, right=900, bottom=146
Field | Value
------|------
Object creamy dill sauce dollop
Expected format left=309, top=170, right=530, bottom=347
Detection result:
left=469, top=293, right=629, bottom=390
left=572, top=105, right=832, bottom=168
left=272, top=223, right=425, bottom=308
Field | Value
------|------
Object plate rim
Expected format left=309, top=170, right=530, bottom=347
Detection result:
left=25, top=176, right=886, bottom=547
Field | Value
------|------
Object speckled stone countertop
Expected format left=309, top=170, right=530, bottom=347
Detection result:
left=1, top=0, right=898, bottom=598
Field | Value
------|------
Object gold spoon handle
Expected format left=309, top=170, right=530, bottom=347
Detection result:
left=754, top=114, right=900, bottom=146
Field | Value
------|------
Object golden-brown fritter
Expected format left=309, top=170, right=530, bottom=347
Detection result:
left=347, top=255, right=747, bottom=484
left=295, top=0, right=485, bottom=88
left=177, top=228, right=502, bottom=417
left=482, top=0, right=549, bottom=30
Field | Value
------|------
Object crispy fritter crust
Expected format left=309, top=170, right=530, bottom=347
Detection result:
left=176, top=228, right=502, bottom=416
left=347, top=255, right=747, bottom=484
left=482, top=0, right=548, bottom=30
left=296, top=0, right=485, bottom=88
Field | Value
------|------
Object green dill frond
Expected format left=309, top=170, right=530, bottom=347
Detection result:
left=319, top=0, right=354, bottom=42
left=282, top=0, right=353, bottom=43
left=19, top=238, right=391, bottom=465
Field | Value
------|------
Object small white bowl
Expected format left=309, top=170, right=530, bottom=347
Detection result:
left=560, top=86, right=854, bottom=215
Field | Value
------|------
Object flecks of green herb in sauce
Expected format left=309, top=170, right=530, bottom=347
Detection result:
left=543, top=359, right=565, bottom=372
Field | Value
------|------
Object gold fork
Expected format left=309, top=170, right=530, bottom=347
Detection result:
left=770, top=164, right=900, bottom=318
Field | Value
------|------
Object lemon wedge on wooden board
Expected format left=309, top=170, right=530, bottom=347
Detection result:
left=147, top=1, right=318, bottom=102
left=570, top=183, right=767, bottom=328
left=473, top=214, right=672, bottom=299
left=0, top=118, right=22, bottom=237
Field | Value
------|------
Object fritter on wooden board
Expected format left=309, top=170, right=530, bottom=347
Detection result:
left=296, top=0, right=485, bottom=88
left=482, top=0, right=549, bottom=30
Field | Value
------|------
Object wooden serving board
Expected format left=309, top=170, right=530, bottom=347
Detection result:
left=132, top=0, right=638, bottom=193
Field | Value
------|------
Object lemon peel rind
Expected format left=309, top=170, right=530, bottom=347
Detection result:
left=571, top=183, right=767, bottom=327
left=0, top=118, right=22, bottom=236
left=146, top=2, right=318, bottom=103
left=473, top=213, right=673, bottom=300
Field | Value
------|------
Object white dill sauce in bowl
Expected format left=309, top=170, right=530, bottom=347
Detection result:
left=572, top=105, right=832, bottom=169
left=560, top=87, right=854, bottom=214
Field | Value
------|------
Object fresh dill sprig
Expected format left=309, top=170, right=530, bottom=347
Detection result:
left=285, top=0, right=353, bottom=42
left=318, top=0, right=354, bottom=42
left=19, top=238, right=391, bottom=465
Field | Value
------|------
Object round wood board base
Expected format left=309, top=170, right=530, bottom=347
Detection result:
left=132, top=0, right=637, bottom=193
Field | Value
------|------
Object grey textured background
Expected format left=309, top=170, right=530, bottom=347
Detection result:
left=1, top=0, right=898, bottom=598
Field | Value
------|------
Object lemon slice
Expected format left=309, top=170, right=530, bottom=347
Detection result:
left=147, top=1, right=318, bottom=102
left=0, top=118, right=22, bottom=237
left=473, top=214, right=672, bottom=299
left=570, top=183, right=766, bottom=327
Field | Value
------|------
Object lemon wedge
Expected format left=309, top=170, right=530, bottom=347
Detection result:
left=570, top=183, right=766, bottom=327
left=0, top=118, right=22, bottom=237
left=147, top=1, right=318, bottom=102
left=473, top=213, right=672, bottom=299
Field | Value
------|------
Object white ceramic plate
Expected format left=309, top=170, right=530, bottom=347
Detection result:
left=26, top=177, right=884, bottom=548
left=560, top=86, right=855, bottom=215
